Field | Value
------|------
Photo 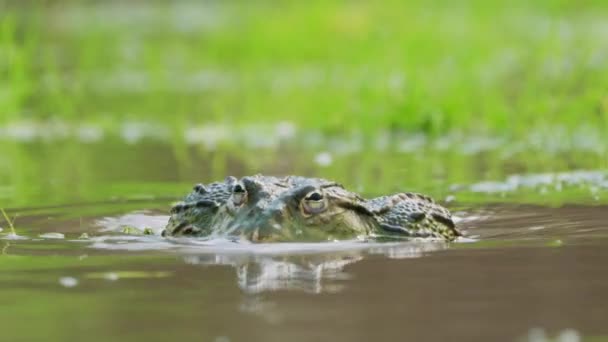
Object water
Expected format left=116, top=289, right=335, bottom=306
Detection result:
left=1, top=121, right=607, bottom=342
left=2, top=197, right=608, bottom=341
left=1, top=136, right=607, bottom=342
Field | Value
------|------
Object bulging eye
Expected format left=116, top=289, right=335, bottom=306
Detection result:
left=232, top=183, right=247, bottom=206
left=302, top=190, right=327, bottom=214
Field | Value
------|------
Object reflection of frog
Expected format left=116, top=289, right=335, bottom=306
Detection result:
left=164, top=175, right=460, bottom=241
left=183, top=242, right=448, bottom=294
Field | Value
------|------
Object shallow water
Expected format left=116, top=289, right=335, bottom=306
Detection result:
left=1, top=137, right=607, bottom=342
left=2, top=200, right=608, bottom=342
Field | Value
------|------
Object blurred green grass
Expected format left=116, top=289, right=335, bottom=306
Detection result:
left=1, top=0, right=608, bottom=135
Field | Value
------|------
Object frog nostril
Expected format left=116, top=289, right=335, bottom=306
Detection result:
left=171, top=204, right=184, bottom=214
left=193, top=184, right=207, bottom=194
left=232, top=183, right=248, bottom=206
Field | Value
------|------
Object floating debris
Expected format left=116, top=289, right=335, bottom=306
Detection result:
left=85, top=271, right=172, bottom=280
left=1, top=233, right=28, bottom=241
left=104, top=273, right=119, bottom=281
left=59, top=277, right=79, bottom=288
left=39, top=233, right=65, bottom=239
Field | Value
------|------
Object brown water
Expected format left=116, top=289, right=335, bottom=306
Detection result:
left=2, top=202, right=607, bottom=342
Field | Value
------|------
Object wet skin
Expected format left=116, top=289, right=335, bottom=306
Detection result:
left=163, top=175, right=460, bottom=242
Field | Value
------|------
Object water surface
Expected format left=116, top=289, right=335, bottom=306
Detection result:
left=2, top=200, right=608, bottom=342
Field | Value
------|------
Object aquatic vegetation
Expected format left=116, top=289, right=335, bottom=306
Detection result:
left=1, top=1, right=608, bottom=137
left=0, top=208, right=16, bottom=236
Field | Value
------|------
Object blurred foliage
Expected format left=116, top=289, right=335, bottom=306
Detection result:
left=1, top=0, right=607, bottom=135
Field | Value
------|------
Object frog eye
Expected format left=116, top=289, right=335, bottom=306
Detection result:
left=301, top=190, right=327, bottom=214
left=232, top=183, right=247, bottom=206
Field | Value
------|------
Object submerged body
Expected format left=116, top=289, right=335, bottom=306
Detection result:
left=163, top=175, right=460, bottom=242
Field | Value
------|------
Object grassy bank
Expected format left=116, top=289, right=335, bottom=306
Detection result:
left=1, top=0, right=608, bottom=136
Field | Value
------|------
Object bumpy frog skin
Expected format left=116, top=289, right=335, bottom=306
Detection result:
left=163, top=175, right=460, bottom=242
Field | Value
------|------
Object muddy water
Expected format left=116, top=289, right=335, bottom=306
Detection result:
left=1, top=134, right=607, bottom=341
left=2, top=202, right=608, bottom=342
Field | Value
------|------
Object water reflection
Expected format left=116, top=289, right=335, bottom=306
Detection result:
left=183, top=252, right=362, bottom=294
left=90, top=230, right=449, bottom=294
left=5, top=204, right=608, bottom=341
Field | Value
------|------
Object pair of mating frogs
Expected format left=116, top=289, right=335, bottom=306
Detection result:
left=163, top=175, right=460, bottom=242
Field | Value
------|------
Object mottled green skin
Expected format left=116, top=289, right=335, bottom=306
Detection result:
left=163, top=175, right=460, bottom=242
